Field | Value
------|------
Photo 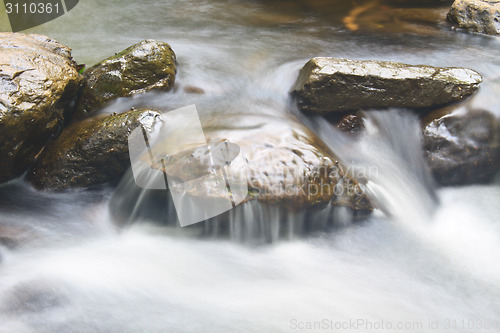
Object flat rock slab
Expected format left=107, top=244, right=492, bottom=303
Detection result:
left=292, top=57, right=482, bottom=114
left=448, top=0, right=500, bottom=36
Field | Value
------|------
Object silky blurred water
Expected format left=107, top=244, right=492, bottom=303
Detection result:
left=0, top=0, right=499, bottom=332
left=0, top=183, right=499, bottom=332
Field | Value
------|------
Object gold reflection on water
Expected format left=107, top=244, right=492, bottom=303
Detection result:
left=252, top=0, right=453, bottom=35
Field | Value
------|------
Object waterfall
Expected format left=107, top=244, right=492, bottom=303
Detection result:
left=109, top=172, right=367, bottom=244
left=110, top=109, right=437, bottom=242
left=303, top=110, right=438, bottom=227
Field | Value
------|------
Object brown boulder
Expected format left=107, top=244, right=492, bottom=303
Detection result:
left=0, top=33, right=83, bottom=183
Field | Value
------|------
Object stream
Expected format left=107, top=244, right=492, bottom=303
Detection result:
left=0, top=0, right=499, bottom=332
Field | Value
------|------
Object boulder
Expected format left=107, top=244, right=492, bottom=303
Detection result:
left=448, top=0, right=500, bottom=36
left=344, top=3, right=449, bottom=35
left=218, top=116, right=371, bottom=211
left=423, top=108, right=500, bottom=185
left=110, top=110, right=373, bottom=232
left=336, top=114, right=365, bottom=134
left=75, top=40, right=176, bottom=118
left=27, top=109, right=162, bottom=190
left=292, top=57, right=482, bottom=114
left=0, top=33, right=83, bottom=183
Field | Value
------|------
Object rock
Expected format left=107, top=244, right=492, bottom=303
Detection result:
left=292, top=57, right=482, bottom=114
left=448, top=0, right=500, bottom=36
left=27, top=109, right=162, bottom=190
left=75, top=40, right=176, bottom=118
left=0, top=33, right=84, bottom=183
left=216, top=117, right=371, bottom=211
left=345, top=6, right=450, bottom=35
left=423, top=108, right=500, bottom=185
left=110, top=109, right=373, bottom=232
left=336, top=114, right=365, bottom=134
left=136, top=113, right=371, bottom=211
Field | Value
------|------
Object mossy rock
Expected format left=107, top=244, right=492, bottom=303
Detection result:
left=27, top=109, right=162, bottom=190
left=448, top=0, right=500, bottom=36
left=75, top=40, right=176, bottom=118
left=423, top=107, right=500, bottom=185
left=111, top=110, right=373, bottom=229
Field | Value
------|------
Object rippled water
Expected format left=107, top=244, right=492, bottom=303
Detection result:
left=1, top=0, right=499, bottom=332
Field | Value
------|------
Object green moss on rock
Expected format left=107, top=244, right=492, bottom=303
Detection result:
left=0, top=33, right=84, bottom=184
left=27, top=109, right=162, bottom=190
left=75, top=40, right=176, bottom=118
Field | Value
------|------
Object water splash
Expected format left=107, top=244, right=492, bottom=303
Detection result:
left=306, top=111, right=500, bottom=286
left=109, top=170, right=366, bottom=245
left=304, top=110, right=438, bottom=228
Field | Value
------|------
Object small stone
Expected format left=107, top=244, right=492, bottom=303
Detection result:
left=183, top=86, right=205, bottom=94
left=423, top=108, right=500, bottom=185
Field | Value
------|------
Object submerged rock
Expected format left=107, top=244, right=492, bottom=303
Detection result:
left=423, top=108, right=500, bottom=185
left=0, top=225, right=28, bottom=249
left=75, top=40, right=176, bottom=118
left=0, top=33, right=84, bottom=184
left=28, top=109, right=162, bottom=190
left=344, top=3, right=449, bottom=35
left=448, top=0, right=500, bottom=36
left=1, top=280, right=69, bottom=314
left=292, top=57, right=482, bottom=114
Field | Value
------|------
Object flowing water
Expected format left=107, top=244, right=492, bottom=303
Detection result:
left=1, top=0, right=500, bottom=332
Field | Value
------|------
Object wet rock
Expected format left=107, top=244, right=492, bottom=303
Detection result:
left=0, top=33, right=84, bottom=183
left=210, top=117, right=371, bottom=211
left=110, top=109, right=373, bottom=233
left=143, top=118, right=371, bottom=211
left=27, top=109, right=162, bottom=190
left=292, top=57, right=482, bottom=114
left=336, top=114, right=365, bottom=134
left=76, top=40, right=176, bottom=118
left=448, top=0, right=500, bottom=36
left=423, top=108, right=500, bottom=185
